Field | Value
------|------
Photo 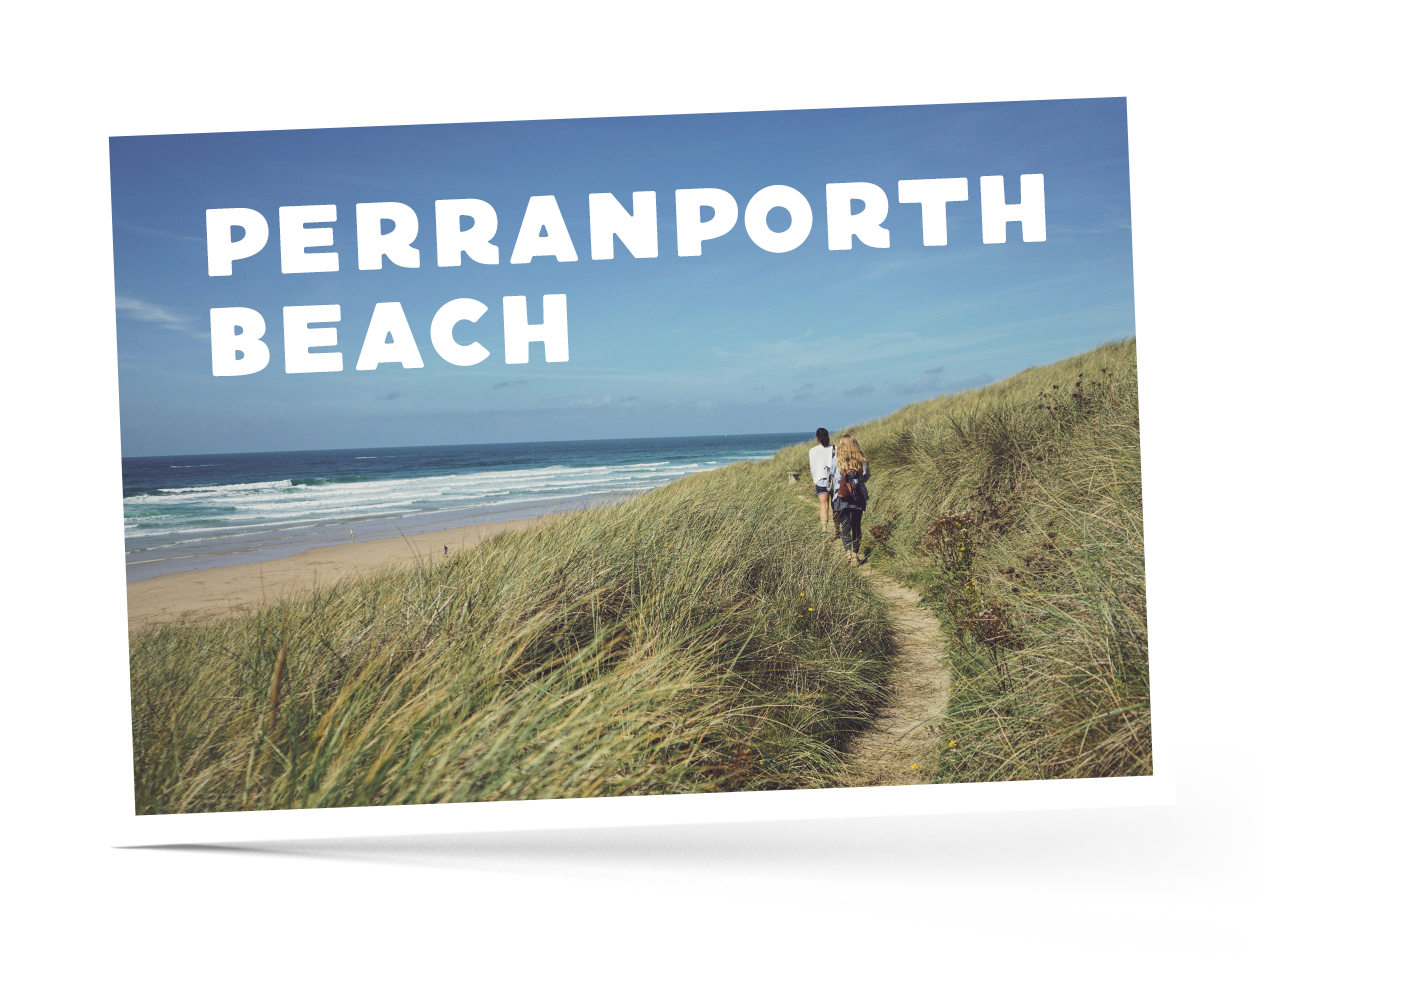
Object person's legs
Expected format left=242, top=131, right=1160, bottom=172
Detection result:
left=840, top=508, right=862, bottom=562
left=817, top=491, right=831, bottom=531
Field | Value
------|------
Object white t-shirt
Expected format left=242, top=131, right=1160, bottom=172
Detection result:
left=808, top=444, right=837, bottom=489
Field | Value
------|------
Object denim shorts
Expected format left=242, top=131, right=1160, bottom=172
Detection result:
left=815, top=484, right=829, bottom=495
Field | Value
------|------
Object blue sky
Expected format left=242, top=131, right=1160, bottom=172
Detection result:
left=110, top=98, right=1134, bottom=456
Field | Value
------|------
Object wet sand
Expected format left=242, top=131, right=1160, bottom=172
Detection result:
left=126, top=515, right=560, bottom=631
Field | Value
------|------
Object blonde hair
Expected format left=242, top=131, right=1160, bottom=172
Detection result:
left=836, top=434, right=866, bottom=474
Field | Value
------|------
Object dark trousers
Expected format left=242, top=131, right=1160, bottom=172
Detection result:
left=838, top=507, right=863, bottom=554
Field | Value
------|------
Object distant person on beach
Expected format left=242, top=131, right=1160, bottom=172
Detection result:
left=832, top=434, right=870, bottom=566
left=808, top=428, right=838, bottom=533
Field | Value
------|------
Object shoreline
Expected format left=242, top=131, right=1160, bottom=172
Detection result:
left=124, top=493, right=626, bottom=582
left=121, top=435, right=794, bottom=583
left=126, top=514, right=562, bottom=632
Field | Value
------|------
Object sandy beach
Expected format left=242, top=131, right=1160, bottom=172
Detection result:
left=126, top=515, right=560, bottom=631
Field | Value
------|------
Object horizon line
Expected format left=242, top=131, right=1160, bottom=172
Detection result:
left=121, top=430, right=816, bottom=463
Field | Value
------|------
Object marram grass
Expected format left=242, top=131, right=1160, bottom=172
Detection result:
left=772, top=337, right=1151, bottom=782
left=130, top=467, right=895, bottom=813
left=130, top=338, right=1150, bottom=810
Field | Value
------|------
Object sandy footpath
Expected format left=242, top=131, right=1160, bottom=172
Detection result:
left=841, top=568, right=951, bottom=786
left=126, top=515, right=560, bottom=631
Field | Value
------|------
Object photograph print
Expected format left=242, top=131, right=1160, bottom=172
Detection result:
left=114, top=96, right=1149, bottom=815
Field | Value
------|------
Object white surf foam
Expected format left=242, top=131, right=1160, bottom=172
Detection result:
left=124, top=459, right=720, bottom=543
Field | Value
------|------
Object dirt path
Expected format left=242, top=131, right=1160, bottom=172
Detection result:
left=841, top=568, right=951, bottom=787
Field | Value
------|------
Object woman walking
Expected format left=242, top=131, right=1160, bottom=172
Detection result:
left=832, top=434, right=870, bottom=565
left=807, top=427, right=838, bottom=534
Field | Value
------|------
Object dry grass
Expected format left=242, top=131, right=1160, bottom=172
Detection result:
left=130, top=467, right=895, bottom=813
left=776, top=338, right=1150, bottom=781
left=131, top=338, right=1149, bottom=810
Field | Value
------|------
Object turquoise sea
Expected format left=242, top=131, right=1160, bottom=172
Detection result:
left=122, top=433, right=798, bottom=580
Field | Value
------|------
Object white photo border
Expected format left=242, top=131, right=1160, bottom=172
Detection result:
left=84, top=38, right=1177, bottom=849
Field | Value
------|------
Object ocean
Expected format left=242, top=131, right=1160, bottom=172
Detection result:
left=122, top=433, right=800, bottom=580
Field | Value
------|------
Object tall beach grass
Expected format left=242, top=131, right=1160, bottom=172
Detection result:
left=130, top=468, right=895, bottom=813
left=773, top=338, right=1149, bottom=781
left=130, top=338, right=1149, bottom=809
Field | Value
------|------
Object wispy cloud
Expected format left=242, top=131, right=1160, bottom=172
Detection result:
left=707, top=326, right=998, bottom=374
left=115, top=295, right=201, bottom=338
left=380, top=392, right=400, bottom=401
left=892, top=367, right=994, bottom=397
left=844, top=384, right=875, bottom=397
left=492, top=380, right=528, bottom=389
left=939, top=373, right=994, bottom=394
left=892, top=367, right=945, bottom=395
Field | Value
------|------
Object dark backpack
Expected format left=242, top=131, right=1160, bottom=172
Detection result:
left=832, top=468, right=868, bottom=511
